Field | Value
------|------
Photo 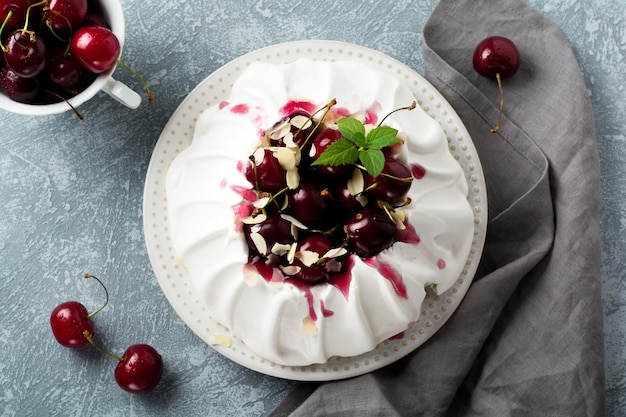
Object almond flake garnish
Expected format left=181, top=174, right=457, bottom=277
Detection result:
left=174, top=255, right=187, bottom=269
left=282, top=132, right=296, bottom=148
left=242, top=264, right=260, bottom=286
left=271, top=243, right=292, bottom=256
left=302, top=316, right=318, bottom=336
left=290, top=114, right=313, bottom=130
left=322, top=247, right=348, bottom=259
left=280, top=214, right=308, bottom=230
left=270, top=120, right=291, bottom=139
left=249, top=232, right=267, bottom=255
left=209, top=334, right=232, bottom=348
left=276, top=147, right=297, bottom=170
left=251, top=147, right=265, bottom=165
left=326, top=259, right=343, bottom=273
left=347, top=169, right=365, bottom=196
left=253, top=197, right=270, bottom=208
left=241, top=213, right=267, bottom=225
left=296, top=250, right=320, bottom=267
left=287, top=242, right=298, bottom=263
left=280, top=265, right=301, bottom=276
left=391, top=209, right=406, bottom=230
left=356, top=194, right=368, bottom=207
left=286, top=168, right=300, bottom=189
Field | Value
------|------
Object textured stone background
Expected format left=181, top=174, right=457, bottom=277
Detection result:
left=0, top=0, right=623, bottom=415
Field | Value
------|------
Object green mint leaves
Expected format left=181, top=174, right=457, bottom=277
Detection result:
left=311, top=118, right=399, bottom=177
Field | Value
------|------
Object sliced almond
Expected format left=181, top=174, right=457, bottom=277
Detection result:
left=287, top=242, right=298, bottom=263
left=290, top=114, right=313, bottom=130
left=209, top=334, right=232, bottom=348
left=280, top=214, right=309, bottom=230
left=242, top=264, right=260, bottom=286
left=271, top=243, right=292, bottom=256
left=249, top=232, right=267, bottom=255
left=270, top=120, right=291, bottom=139
left=253, top=197, right=270, bottom=208
left=280, top=265, right=301, bottom=276
left=241, top=213, right=267, bottom=225
left=296, top=250, right=320, bottom=267
left=322, top=247, right=348, bottom=259
left=251, top=147, right=265, bottom=165
left=302, top=316, right=318, bottom=336
left=347, top=169, right=365, bottom=196
left=286, top=168, right=300, bottom=189
left=276, top=147, right=297, bottom=170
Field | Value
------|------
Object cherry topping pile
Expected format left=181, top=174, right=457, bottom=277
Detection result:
left=240, top=100, right=416, bottom=283
left=473, top=36, right=521, bottom=133
left=0, top=0, right=151, bottom=110
left=50, top=274, right=163, bottom=394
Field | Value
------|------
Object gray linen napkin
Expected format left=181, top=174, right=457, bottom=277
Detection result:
left=270, top=0, right=605, bottom=415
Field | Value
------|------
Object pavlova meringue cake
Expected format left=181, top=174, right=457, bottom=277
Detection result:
left=165, top=59, right=474, bottom=366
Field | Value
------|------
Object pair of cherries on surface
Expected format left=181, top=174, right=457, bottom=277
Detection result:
left=0, top=0, right=133, bottom=106
left=50, top=274, right=163, bottom=394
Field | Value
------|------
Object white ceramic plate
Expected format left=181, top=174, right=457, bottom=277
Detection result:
left=143, top=40, right=487, bottom=381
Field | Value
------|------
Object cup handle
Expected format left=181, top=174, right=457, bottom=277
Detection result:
left=102, top=77, right=142, bottom=109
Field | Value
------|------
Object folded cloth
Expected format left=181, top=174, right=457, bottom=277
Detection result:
left=269, top=0, right=605, bottom=415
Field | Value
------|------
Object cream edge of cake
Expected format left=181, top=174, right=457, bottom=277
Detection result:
left=165, top=59, right=474, bottom=366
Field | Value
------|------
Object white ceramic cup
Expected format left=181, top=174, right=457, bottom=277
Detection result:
left=0, top=0, right=141, bottom=116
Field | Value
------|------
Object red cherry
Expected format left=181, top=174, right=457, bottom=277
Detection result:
left=45, top=0, right=88, bottom=34
left=473, top=36, right=520, bottom=79
left=0, top=66, right=41, bottom=103
left=45, top=47, right=82, bottom=90
left=472, top=36, right=521, bottom=133
left=70, top=25, right=120, bottom=73
left=49, top=274, right=108, bottom=348
left=0, top=0, right=33, bottom=31
left=4, top=30, right=47, bottom=78
left=50, top=301, right=94, bottom=348
left=114, top=344, right=164, bottom=394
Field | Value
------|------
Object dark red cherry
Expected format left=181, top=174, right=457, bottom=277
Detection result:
left=0, top=66, right=41, bottom=102
left=345, top=207, right=397, bottom=258
left=114, top=344, right=163, bottom=394
left=309, top=127, right=352, bottom=178
left=80, top=12, right=110, bottom=29
left=45, top=0, right=88, bottom=34
left=473, top=36, right=520, bottom=79
left=45, top=47, right=82, bottom=90
left=322, top=182, right=364, bottom=221
left=244, top=149, right=287, bottom=194
left=288, top=234, right=338, bottom=283
left=243, top=213, right=293, bottom=257
left=4, top=30, right=47, bottom=78
left=0, top=0, right=33, bottom=31
left=473, top=36, right=521, bottom=133
left=50, top=301, right=94, bottom=348
left=364, top=157, right=413, bottom=206
left=287, top=180, right=337, bottom=229
left=70, top=25, right=120, bottom=73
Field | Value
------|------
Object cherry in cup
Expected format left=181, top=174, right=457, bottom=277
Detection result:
left=473, top=36, right=521, bottom=133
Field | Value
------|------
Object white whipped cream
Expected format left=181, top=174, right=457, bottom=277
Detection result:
left=166, top=60, right=474, bottom=366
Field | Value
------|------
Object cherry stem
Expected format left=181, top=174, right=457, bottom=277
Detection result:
left=115, top=59, right=154, bottom=103
left=83, top=330, right=125, bottom=362
left=297, top=98, right=337, bottom=152
left=23, top=0, right=48, bottom=33
left=83, top=273, right=109, bottom=319
left=46, top=90, right=85, bottom=120
left=491, top=72, right=504, bottom=134
left=0, top=10, right=13, bottom=52
left=377, top=100, right=416, bottom=127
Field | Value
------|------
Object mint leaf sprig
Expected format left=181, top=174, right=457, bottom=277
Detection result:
left=310, top=101, right=416, bottom=177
